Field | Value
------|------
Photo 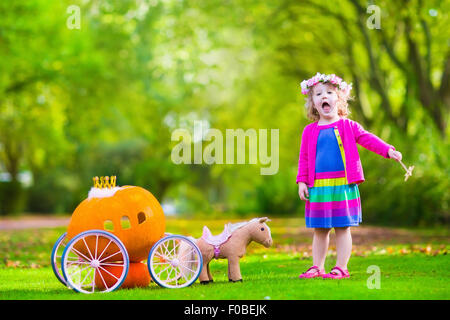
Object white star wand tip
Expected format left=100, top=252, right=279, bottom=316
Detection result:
left=398, top=160, right=414, bottom=181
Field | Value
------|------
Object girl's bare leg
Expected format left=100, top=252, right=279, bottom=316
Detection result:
left=309, top=228, right=331, bottom=272
left=334, top=227, right=352, bottom=270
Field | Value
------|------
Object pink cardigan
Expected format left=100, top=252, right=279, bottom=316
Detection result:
left=296, top=118, right=395, bottom=186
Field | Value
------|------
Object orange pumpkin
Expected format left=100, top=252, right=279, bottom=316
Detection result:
left=95, top=262, right=151, bottom=289
left=67, top=185, right=165, bottom=262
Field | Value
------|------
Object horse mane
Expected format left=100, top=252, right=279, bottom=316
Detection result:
left=227, top=218, right=265, bottom=234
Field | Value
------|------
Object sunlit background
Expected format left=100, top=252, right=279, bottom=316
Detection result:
left=0, top=0, right=448, bottom=227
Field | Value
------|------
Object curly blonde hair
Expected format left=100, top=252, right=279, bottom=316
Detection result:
left=304, top=84, right=353, bottom=121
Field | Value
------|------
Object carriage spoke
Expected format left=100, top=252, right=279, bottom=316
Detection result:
left=178, top=247, right=196, bottom=260
left=99, top=262, right=127, bottom=267
left=157, top=264, right=171, bottom=278
left=98, top=250, right=122, bottom=263
left=165, top=265, right=175, bottom=282
left=162, top=241, right=170, bottom=258
left=166, top=240, right=175, bottom=258
left=70, top=246, right=92, bottom=262
left=71, top=263, right=90, bottom=275
left=160, top=241, right=167, bottom=256
left=67, top=260, right=90, bottom=266
left=167, top=239, right=179, bottom=258
left=156, top=246, right=165, bottom=257
left=80, top=267, right=93, bottom=286
left=68, top=264, right=89, bottom=279
left=152, top=262, right=171, bottom=266
left=98, top=265, right=120, bottom=280
left=97, top=239, right=112, bottom=261
left=174, top=268, right=179, bottom=286
left=97, top=266, right=109, bottom=290
left=66, top=257, right=85, bottom=263
left=182, top=259, right=199, bottom=263
left=180, top=268, right=190, bottom=282
left=179, top=263, right=196, bottom=274
left=154, top=251, right=166, bottom=260
left=82, top=237, right=94, bottom=261
left=94, top=235, right=99, bottom=259
left=91, top=270, right=96, bottom=293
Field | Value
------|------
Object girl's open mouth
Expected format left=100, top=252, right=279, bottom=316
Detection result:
left=322, top=102, right=331, bottom=113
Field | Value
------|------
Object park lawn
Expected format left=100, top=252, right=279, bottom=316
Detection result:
left=0, top=254, right=449, bottom=300
left=0, top=217, right=449, bottom=300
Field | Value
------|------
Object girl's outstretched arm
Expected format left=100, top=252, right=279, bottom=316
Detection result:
left=351, top=121, right=396, bottom=158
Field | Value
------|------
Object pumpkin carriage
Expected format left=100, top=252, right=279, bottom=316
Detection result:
left=51, top=176, right=203, bottom=293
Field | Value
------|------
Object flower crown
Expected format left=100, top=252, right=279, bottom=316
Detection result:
left=300, top=72, right=352, bottom=96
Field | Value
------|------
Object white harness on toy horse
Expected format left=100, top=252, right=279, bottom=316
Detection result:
left=201, top=219, right=265, bottom=259
left=201, top=225, right=232, bottom=259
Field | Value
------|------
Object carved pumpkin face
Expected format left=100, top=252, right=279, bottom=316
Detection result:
left=67, top=186, right=165, bottom=262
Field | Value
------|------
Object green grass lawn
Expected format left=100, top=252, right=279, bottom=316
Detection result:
left=0, top=217, right=449, bottom=300
left=0, top=254, right=449, bottom=300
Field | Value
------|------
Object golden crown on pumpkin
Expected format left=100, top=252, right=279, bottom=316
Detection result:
left=92, top=176, right=117, bottom=189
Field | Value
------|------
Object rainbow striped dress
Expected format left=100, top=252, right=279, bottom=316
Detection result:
left=305, top=124, right=362, bottom=228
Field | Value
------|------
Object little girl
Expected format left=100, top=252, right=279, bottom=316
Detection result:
left=296, top=73, right=402, bottom=279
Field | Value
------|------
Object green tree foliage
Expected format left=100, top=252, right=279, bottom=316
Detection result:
left=0, top=0, right=448, bottom=225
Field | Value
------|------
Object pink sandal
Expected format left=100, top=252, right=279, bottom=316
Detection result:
left=298, top=265, right=325, bottom=279
left=322, top=266, right=350, bottom=279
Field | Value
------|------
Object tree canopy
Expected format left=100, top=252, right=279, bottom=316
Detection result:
left=0, top=0, right=448, bottom=226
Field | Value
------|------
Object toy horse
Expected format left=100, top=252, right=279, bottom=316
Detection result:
left=186, top=217, right=273, bottom=283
